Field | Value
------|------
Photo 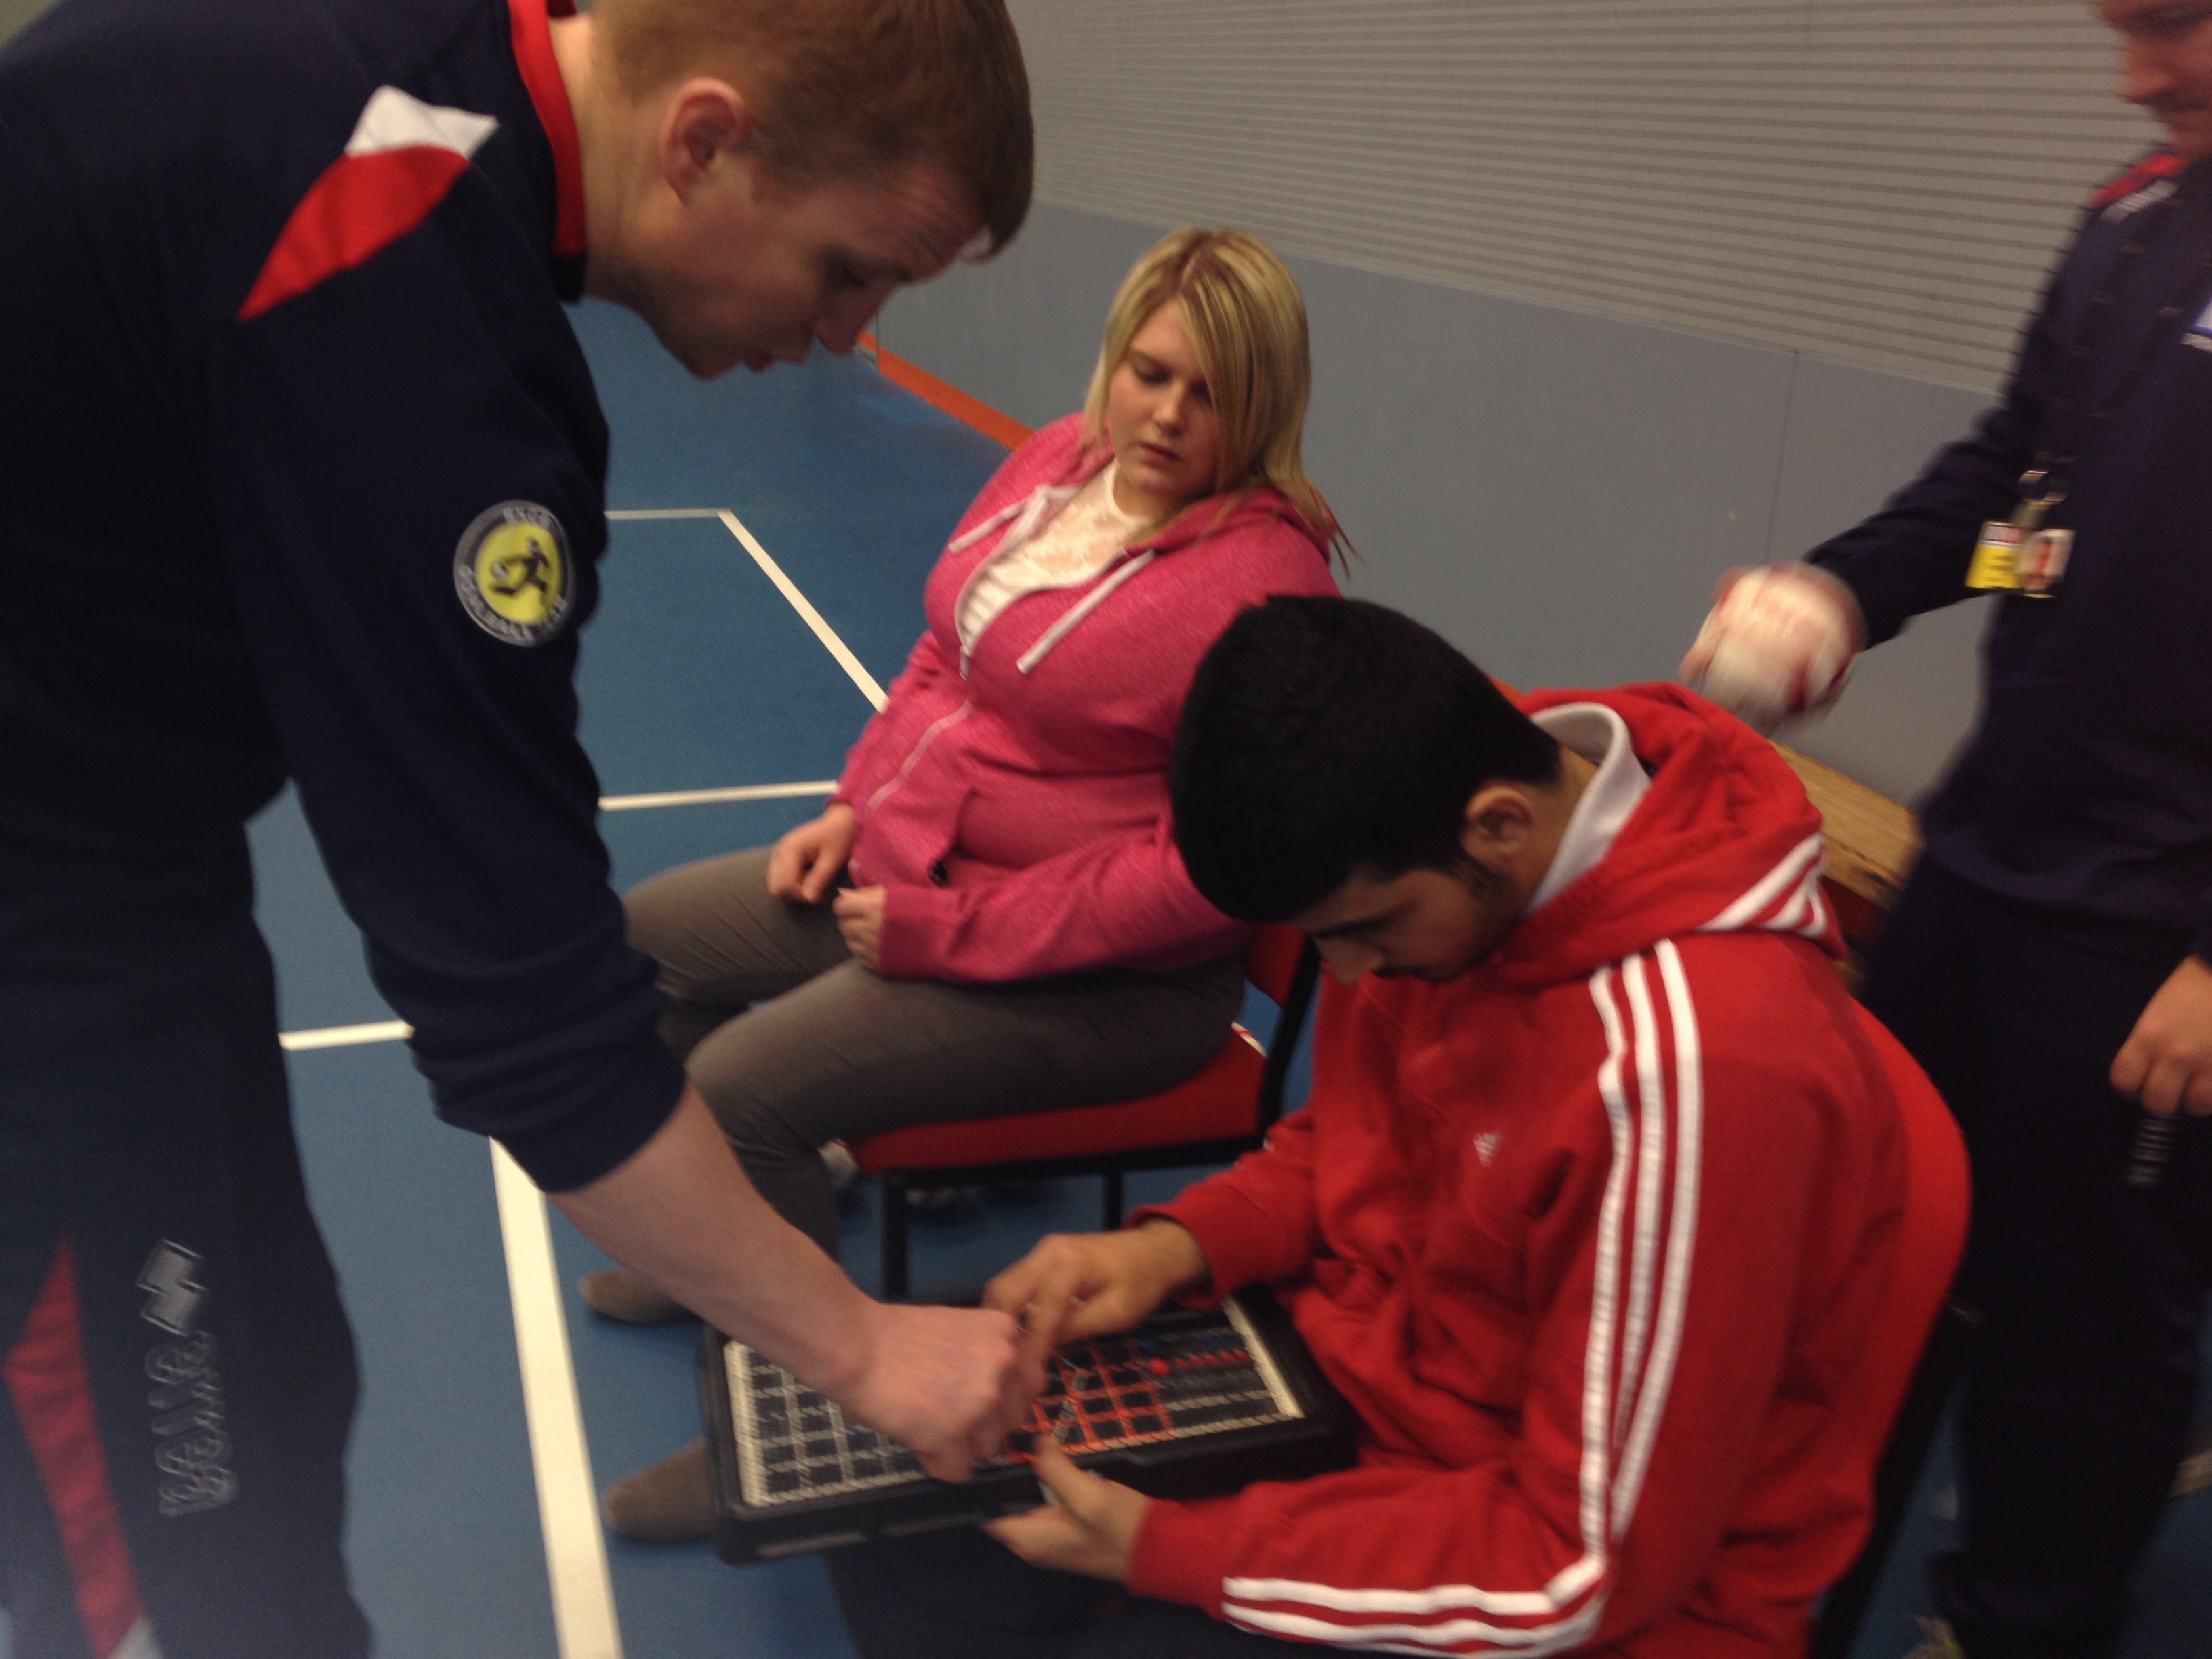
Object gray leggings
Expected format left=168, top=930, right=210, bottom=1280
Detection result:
left=624, top=846, right=1246, bottom=1258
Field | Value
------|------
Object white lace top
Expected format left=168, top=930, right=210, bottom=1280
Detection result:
left=957, top=463, right=1144, bottom=655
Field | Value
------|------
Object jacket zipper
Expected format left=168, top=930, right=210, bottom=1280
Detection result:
left=865, top=701, right=974, bottom=814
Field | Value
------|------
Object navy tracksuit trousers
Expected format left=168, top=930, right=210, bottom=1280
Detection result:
left=1, top=897, right=369, bottom=1659
left=1860, top=859, right=2212, bottom=1659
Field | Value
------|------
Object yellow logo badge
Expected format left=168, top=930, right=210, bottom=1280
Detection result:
left=455, top=501, right=572, bottom=645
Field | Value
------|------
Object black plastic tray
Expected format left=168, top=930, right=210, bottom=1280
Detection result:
left=698, top=1286, right=1355, bottom=1565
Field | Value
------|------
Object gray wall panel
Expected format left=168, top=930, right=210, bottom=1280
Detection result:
left=1003, top=0, right=2155, bottom=392
left=1290, top=253, right=1790, bottom=697
left=880, top=203, right=2005, bottom=804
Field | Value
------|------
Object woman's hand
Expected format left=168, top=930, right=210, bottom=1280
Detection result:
left=766, top=803, right=857, bottom=902
left=832, top=886, right=887, bottom=969
left=985, top=1441, right=1149, bottom=1583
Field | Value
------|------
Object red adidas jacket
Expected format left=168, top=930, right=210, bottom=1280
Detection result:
left=1128, top=685, right=1907, bottom=1657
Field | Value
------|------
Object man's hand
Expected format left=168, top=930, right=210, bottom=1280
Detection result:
left=832, top=1300, right=1042, bottom=1482
left=985, top=1441, right=1150, bottom=1583
left=2111, top=955, right=2212, bottom=1116
left=766, top=804, right=857, bottom=902
left=832, top=886, right=886, bottom=969
left=548, top=1090, right=1038, bottom=1483
left=985, top=1221, right=1210, bottom=1375
left=1679, top=564, right=1862, bottom=733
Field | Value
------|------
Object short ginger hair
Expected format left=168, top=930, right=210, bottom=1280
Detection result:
left=594, top=0, right=1033, bottom=254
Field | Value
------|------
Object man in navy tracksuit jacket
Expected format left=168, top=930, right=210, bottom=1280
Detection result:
left=1685, top=7, right=2212, bottom=1654
left=0, top=0, right=1033, bottom=1652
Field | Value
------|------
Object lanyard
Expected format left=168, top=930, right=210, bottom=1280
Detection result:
left=1967, top=170, right=2211, bottom=598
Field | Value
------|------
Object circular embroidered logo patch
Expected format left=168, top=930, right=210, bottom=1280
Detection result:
left=455, top=501, right=571, bottom=645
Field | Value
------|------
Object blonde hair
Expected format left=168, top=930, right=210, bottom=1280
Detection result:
left=1082, top=228, right=1347, bottom=562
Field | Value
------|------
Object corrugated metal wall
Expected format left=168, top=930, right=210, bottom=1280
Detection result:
left=1009, top=0, right=2156, bottom=390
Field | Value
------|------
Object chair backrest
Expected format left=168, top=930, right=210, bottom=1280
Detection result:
left=1248, top=926, right=1322, bottom=1134
left=1806, top=1004, right=1972, bottom=1658
left=1245, top=924, right=1311, bottom=1008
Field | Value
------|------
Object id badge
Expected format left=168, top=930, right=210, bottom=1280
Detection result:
left=2019, top=527, right=2073, bottom=596
left=1967, top=521, right=2023, bottom=590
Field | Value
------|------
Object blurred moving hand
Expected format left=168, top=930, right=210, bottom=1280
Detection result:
left=1679, top=565, right=1862, bottom=733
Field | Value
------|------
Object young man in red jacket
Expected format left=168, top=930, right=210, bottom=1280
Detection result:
left=832, top=596, right=1910, bottom=1658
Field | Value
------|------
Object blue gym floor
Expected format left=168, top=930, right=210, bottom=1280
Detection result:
left=7, top=300, right=2209, bottom=1658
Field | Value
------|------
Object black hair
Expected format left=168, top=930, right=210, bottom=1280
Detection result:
left=1170, top=596, right=1561, bottom=922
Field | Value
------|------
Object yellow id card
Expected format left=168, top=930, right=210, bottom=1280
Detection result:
left=1967, top=521, right=2023, bottom=591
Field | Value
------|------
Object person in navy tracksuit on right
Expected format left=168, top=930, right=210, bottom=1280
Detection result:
left=1683, top=7, right=2212, bottom=1654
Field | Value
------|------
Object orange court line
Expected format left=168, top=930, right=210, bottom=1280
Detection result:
left=861, top=331, right=1034, bottom=451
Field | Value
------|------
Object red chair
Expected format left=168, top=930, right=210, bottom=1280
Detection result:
left=1807, top=1005, right=1975, bottom=1658
left=853, top=925, right=1322, bottom=1300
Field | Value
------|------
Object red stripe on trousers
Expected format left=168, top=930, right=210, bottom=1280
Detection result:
left=4, top=1240, right=148, bottom=1657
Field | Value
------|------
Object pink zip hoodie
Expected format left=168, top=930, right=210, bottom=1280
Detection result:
left=838, top=415, right=1339, bottom=982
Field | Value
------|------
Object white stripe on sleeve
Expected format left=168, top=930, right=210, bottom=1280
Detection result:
left=1221, top=954, right=1703, bottom=1651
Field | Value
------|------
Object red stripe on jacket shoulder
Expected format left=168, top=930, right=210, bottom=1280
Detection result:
left=239, top=147, right=472, bottom=319
left=2091, top=150, right=2185, bottom=209
left=239, top=87, right=499, bottom=322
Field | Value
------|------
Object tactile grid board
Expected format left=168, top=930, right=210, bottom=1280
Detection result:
left=726, top=1300, right=1303, bottom=1508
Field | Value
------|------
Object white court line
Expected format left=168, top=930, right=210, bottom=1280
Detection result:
left=491, top=1143, right=625, bottom=1659
left=279, top=1019, right=411, bottom=1051
left=600, top=780, right=834, bottom=812
left=607, top=504, right=888, bottom=710
left=274, top=1045, right=623, bottom=1658
left=716, top=510, right=888, bottom=711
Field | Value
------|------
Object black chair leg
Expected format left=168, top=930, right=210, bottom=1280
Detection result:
left=1101, top=1167, right=1124, bottom=1231
left=881, top=1175, right=911, bottom=1302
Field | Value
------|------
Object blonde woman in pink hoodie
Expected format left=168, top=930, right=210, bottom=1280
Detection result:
left=590, top=228, right=1346, bottom=1540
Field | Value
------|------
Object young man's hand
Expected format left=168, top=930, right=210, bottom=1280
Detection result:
left=766, top=803, right=857, bottom=902
left=985, top=1441, right=1149, bottom=1582
left=2112, top=955, right=2212, bottom=1116
left=984, top=1221, right=1210, bottom=1375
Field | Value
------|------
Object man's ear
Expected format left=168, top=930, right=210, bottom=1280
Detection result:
left=657, top=78, right=758, bottom=201
left=1460, top=784, right=1538, bottom=862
